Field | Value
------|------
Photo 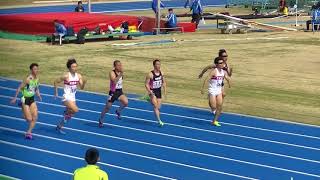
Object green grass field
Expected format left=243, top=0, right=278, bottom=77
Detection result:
left=0, top=5, right=319, bottom=126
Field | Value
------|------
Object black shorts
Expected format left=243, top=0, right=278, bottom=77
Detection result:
left=22, top=96, right=35, bottom=106
left=191, top=14, right=201, bottom=25
left=151, top=88, right=162, bottom=99
left=108, top=89, right=124, bottom=103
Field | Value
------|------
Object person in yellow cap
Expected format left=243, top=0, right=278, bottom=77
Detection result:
left=73, top=148, right=108, bottom=180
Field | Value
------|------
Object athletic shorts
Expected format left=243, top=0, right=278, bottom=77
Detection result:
left=21, top=96, right=35, bottom=106
left=151, top=88, right=162, bottom=99
left=108, top=89, right=124, bottom=103
left=191, top=14, right=201, bottom=25
left=208, top=88, right=222, bottom=97
left=63, top=93, right=76, bottom=102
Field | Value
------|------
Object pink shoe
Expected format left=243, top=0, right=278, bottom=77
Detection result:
left=25, top=133, right=32, bottom=140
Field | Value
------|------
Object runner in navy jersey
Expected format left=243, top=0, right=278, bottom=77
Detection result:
left=145, top=59, right=167, bottom=127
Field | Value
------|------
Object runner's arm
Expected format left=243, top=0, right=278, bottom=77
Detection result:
left=162, top=72, right=167, bottom=97
left=224, top=71, right=231, bottom=88
left=10, top=77, right=28, bottom=104
left=54, top=74, right=67, bottom=97
left=198, top=64, right=215, bottom=79
left=110, top=71, right=123, bottom=84
left=78, top=73, right=86, bottom=90
left=201, top=70, right=214, bottom=94
left=145, top=72, right=153, bottom=95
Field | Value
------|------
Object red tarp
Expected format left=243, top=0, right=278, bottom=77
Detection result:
left=0, top=12, right=196, bottom=35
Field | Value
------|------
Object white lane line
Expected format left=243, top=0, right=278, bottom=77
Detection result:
left=0, top=156, right=73, bottom=175
left=1, top=115, right=319, bottom=178
left=1, top=86, right=318, bottom=140
left=1, top=104, right=319, bottom=165
left=1, top=76, right=319, bottom=129
left=0, top=95, right=319, bottom=152
left=0, top=140, right=177, bottom=180
left=0, top=126, right=256, bottom=180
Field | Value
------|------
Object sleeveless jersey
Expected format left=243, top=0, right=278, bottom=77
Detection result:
left=149, top=70, right=163, bottom=90
left=110, top=70, right=123, bottom=92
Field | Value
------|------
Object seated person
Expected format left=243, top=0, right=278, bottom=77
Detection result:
left=51, top=20, right=67, bottom=44
left=306, top=5, right=320, bottom=31
left=278, top=0, right=288, bottom=15
left=165, top=8, right=178, bottom=30
left=75, top=1, right=85, bottom=12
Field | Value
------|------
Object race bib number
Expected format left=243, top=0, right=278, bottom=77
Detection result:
left=153, top=81, right=162, bottom=89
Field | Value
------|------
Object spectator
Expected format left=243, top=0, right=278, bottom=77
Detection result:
left=75, top=1, right=85, bottom=12
left=190, top=0, right=203, bottom=28
left=165, top=8, right=178, bottom=30
left=306, top=5, right=320, bottom=31
left=73, top=148, right=108, bottom=180
left=152, top=0, right=165, bottom=14
left=316, top=1, right=320, bottom=9
left=51, top=20, right=67, bottom=44
left=278, top=0, right=287, bottom=15
left=184, top=0, right=191, bottom=8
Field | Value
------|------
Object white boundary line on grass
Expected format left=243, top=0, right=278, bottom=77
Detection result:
left=0, top=95, right=319, bottom=152
left=1, top=115, right=320, bottom=178
left=1, top=104, right=320, bottom=165
left=0, top=174, right=22, bottom=180
left=0, top=86, right=319, bottom=141
left=0, top=126, right=256, bottom=180
left=1, top=76, right=318, bottom=129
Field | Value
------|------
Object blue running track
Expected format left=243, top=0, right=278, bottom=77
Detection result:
left=0, top=77, right=319, bottom=180
left=0, top=0, right=226, bottom=15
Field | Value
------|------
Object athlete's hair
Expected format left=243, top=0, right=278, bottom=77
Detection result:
left=113, top=60, right=121, bottom=67
left=66, top=58, right=77, bottom=69
left=214, top=57, right=224, bottom=64
left=153, top=59, right=160, bottom=66
left=85, top=148, right=99, bottom=165
left=29, top=63, right=39, bottom=70
left=77, top=1, right=82, bottom=5
left=218, top=49, right=227, bottom=57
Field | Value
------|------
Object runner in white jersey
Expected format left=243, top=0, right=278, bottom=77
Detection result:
left=98, top=60, right=128, bottom=128
left=201, top=57, right=231, bottom=127
left=54, top=58, right=86, bottom=134
left=198, top=49, right=233, bottom=98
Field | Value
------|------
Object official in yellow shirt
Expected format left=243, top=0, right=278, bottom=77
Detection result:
left=73, top=148, right=108, bottom=180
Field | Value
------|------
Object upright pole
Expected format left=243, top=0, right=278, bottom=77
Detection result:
left=156, top=0, right=161, bottom=34
left=88, top=0, right=92, bottom=13
left=295, top=0, right=298, bottom=26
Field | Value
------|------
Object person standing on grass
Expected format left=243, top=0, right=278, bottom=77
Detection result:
left=10, top=63, right=42, bottom=140
left=54, top=58, right=86, bottom=134
left=73, top=148, right=108, bottom=180
left=201, top=57, right=231, bottom=127
left=145, top=59, right=167, bottom=127
left=190, top=0, right=203, bottom=28
left=198, top=49, right=232, bottom=98
left=98, top=60, right=128, bottom=128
